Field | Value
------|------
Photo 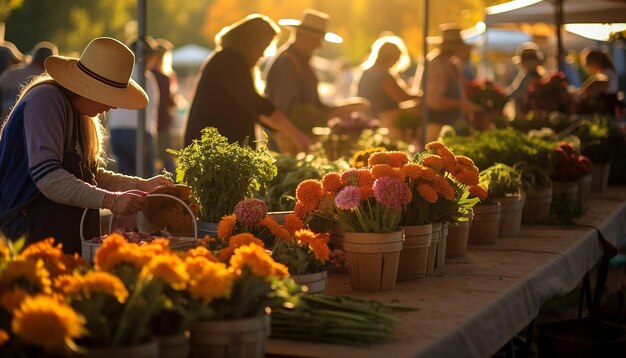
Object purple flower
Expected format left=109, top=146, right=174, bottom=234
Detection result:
left=373, top=176, right=409, bottom=209
left=234, top=198, right=268, bottom=226
left=335, top=186, right=361, bottom=210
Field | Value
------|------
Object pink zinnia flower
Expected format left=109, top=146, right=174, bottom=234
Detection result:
left=373, top=176, right=410, bottom=209
left=335, top=186, right=361, bottom=210
left=234, top=198, right=268, bottom=226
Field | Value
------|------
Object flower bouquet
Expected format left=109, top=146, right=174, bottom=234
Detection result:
left=294, top=160, right=412, bottom=291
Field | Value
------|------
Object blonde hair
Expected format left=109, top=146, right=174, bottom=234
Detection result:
left=215, top=14, right=280, bottom=66
left=1, top=73, right=106, bottom=168
left=362, top=35, right=411, bottom=73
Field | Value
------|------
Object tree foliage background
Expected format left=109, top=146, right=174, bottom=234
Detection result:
left=3, top=0, right=507, bottom=62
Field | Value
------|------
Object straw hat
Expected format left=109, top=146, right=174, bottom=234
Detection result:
left=279, top=9, right=343, bottom=43
left=439, top=24, right=471, bottom=52
left=0, top=41, right=25, bottom=62
left=44, top=37, right=148, bottom=110
left=512, top=42, right=543, bottom=64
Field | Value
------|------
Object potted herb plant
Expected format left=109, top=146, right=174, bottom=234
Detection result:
left=170, top=127, right=277, bottom=235
left=516, top=162, right=553, bottom=225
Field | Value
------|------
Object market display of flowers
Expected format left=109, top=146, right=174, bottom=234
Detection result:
left=0, top=234, right=292, bottom=355
left=294, top=142, right=487, bottom=232
left=551, top=142, right=593, bottom=182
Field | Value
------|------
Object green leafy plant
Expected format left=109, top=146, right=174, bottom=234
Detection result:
left=170, top=128, right=277, bottom=222
left=442, top=127, right=556, bottom=172
left=514, top=162, right=552, bottom=191
left=478, top=163, right=523, bottom=204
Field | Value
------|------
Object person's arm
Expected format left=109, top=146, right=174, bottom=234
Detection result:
left=259, top=110, right=311, bottom=153
left=382, top=72, right=418, bottom=104
left=23, top=86, right=149, bottom=215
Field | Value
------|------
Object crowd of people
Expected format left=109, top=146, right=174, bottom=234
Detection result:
left=0, top=8, right=623, bottom=251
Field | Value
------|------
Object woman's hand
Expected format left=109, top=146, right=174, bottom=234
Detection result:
left=136, top=175, right=174, bottom=192
left=104, top=190, right=149, bottom=216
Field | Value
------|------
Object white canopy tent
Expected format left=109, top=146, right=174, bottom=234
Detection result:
left=485, top=0, right=626, bottom=26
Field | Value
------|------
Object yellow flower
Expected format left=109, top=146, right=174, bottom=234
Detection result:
left=282, top=214, right=304, bottom=235
left=217, top=214, right=237, bottom=241
left=0, top=329, right=8, bottom=346
left=295, top=229, right=316, bottom=245
left=0, top=239, right=10, bottom=264
left=0, top=259, right=51, bottom=294
left=229, top=244, right=289, bottom=278
left=0, top=287, right=28, bottom=312
left=141, top=253, right=189, bottom=291
left=186, top=246, right=219, bottom=262
left=58, top=272, right=129, bottom=303
left=12, top=295, right=85, bottom=353
left=229, top=233, right=265, bottom=248
left=18, top=238, right=67, bottom=276
left=185, top=256, right=233, bottom=302
left=95, top=234, right=150, bottom=271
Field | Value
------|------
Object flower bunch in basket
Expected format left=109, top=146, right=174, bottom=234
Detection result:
left=294, top=154, right=413, bottom=233
left=551, top=142, right=592, bottom=182
left=0, top=238, right=88, bottom=356
left=465, top=80, right=508, bottom=110
left=215, top=199, right=331, bottom=276
left=400, top=142, right=486, bottom=225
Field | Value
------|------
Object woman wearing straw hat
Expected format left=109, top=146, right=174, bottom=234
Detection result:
left=0, top=37, right=172, bottom=253
left=184, top=14, right=311, bottom=154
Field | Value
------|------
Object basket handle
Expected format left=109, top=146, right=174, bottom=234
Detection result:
left=80, top=193, right=198, bottom=242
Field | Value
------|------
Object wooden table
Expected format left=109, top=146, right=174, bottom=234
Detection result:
left=267, top=187, right=626, bottom=358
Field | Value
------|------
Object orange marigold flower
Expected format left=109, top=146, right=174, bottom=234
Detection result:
left=367, top=151, right=390, bottom=166
left=294, top=229, right=317, bottom=245
left=439, top=149, right=457, bottom=173
left=403, top=163, right=424, bottom=179
left=421, top=154, right=444, bottom=170
left=12, top=295, right=85, bottom=353
left=217, top=214, right=237, bottom=241
left=295, top=179, right=324, bottom=209
left=417, top=183, right=439, bottom=203
left=309, top=239, right=331, bottom=263
left=229, top=233, right=265, bottom=248
left=260, top=216, right=291, bottom=243
left=468, top=185, right=488, bottom=199
left=356, top=168, right=375, bottom=186
left=1, top=287, right=28, bottom=312
left=185, top=257, right=233, bottom=303
left=455, top=155, right=475, bottom=167
left=432, top=176, right=456, bottom=200
left=425, top=141, right=444, bottom=150
left=392, top=168, right=406, bottom=181
left=454, top=168, right=480, bottom=186
left=387, top=151, right=409, bottom=168
left=218, top=247, right=235, bottom=262
left=371, top=164, right=395, bottom=179
left=293, top=202, right=310, bottom=220
left=283, top=214, right=304, bottom=235
left=322, top=172, right=343, bottom=193
left=18, top=239, right=67, bottom=277
left=0, top=329, right=8, bottom=346
left=358, top=185, right=374, bottom=200
left=420, top=166, right=438, bottom=181
left=0, top=259, right=51, bottom=295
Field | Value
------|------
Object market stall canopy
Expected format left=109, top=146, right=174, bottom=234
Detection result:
left=485, top=0, right=626, bottom=25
